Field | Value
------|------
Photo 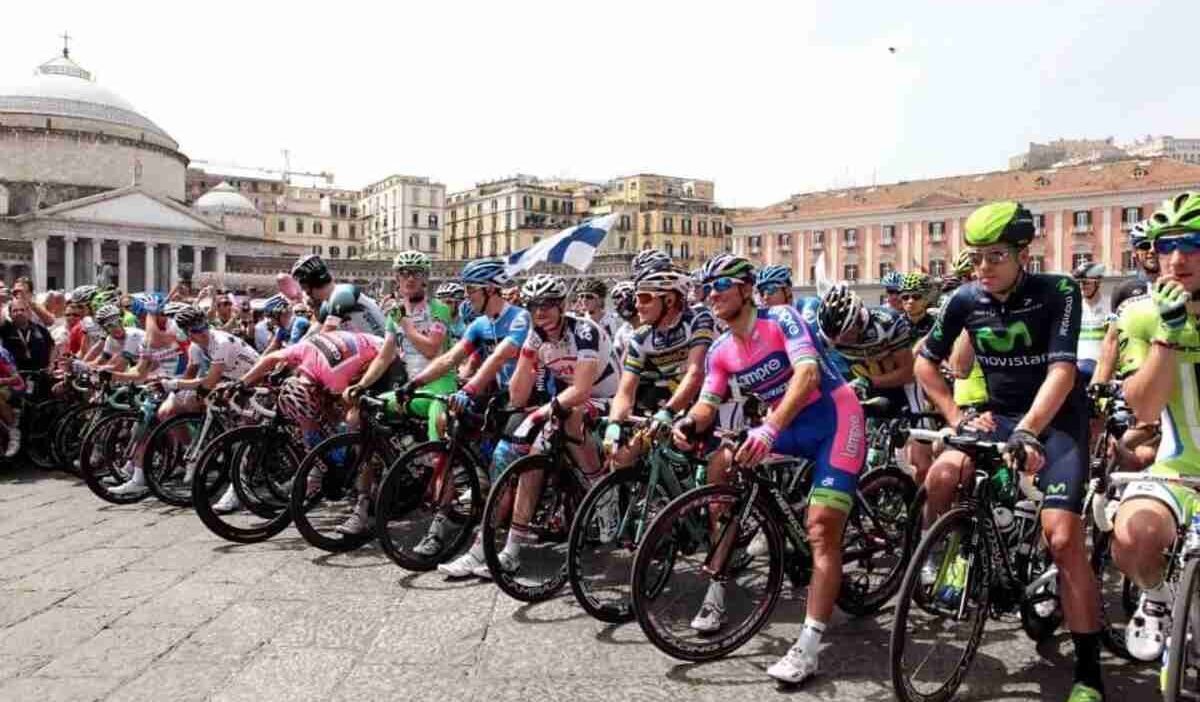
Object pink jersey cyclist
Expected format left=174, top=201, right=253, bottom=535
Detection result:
left=701, top=305, right=864, bottom=512
left=280, top=331, right=384, bottom=393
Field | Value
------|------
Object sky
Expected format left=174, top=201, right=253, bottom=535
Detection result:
left=4, top=1, right=1198, bottom=208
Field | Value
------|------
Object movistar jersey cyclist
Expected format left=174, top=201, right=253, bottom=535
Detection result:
left=672, top=253, right=864, bottom=686
left=1111, top=192, right=1200, bottom=668
left=915, top=200, right=1103, bottom=702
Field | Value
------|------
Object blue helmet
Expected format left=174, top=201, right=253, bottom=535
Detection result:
left=459, top=259, right=511, bottom=286
left=881, top=270, right=904, bottom=292
left=262, top=293, right=291, bottom=318
left=1129, top=219, right=1150, bottom=250
left=756, top=265, right=792, bottom=291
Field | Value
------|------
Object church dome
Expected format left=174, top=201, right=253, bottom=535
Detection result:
left=195, top=182, right=258, bottom=214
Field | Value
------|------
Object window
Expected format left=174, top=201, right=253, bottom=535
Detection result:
left=809, top=265, right=816, bottom=283
left=1072, top=252, right=1093, bottom=269
left=1123, top=206, right=1142, bottom=229
left=683, top=218, right=692, bottom=235
left=843, top=228, right=858, bottom=246
left=749, top=235, right=762, bottom=253
left=429, top=235, right=438, bottom=251
left=491, top=199, right=498, bottom=212
left=664, top=216, right=674, bottom=233
left=296, top=219, right=304, bottom=233
left=619, top=215, right=630, bottom=231
left=1121, top=249, right=1135, bottom=272
left=505, top=213, right=512, bottom=231
left=618, top=236, right=627, bottom=250
left=412, top=211, right=419, bottom=227
left=878, top=261, right=894, bottom=280
left=314, top=222, right=323, bottom=235
left=930, top=259, right=946, bottom=277
left=843, top=264, right=859, bottom=281
left=429, top=214, right=438, bottom=228
left=1033, top=213, right=1045, bottom=236
left=311, top=245, right=322, bottom=255
left=778, top=233, right=791, bottom=250
left=348, top=246, right=356, bottom=258
left=1073, top=210, right=1092, bottom=232
left=812, top=230, right=825, bottom=247
left=681, top=242, right=690, bottom=259
left=350, top=224, right=357, bottom=237
left=539, top=197, right=547, bottom=211
left=330, top=246, right=340, bottom=258
left=643, top=214, right=651, bottom=232
left=506, top=195, right=512, bottom=209
left=552, top=200, right=560, bottom=214
left=1030, top=255, right=1045, bottom=273
left=666, top=242, right=675, bottom=258
left=699, top=220, right=708, bottom=236
left=929, top=221, right=945, bottom=242
left=523, top=195, right=533, bottom=210
left=331, top=223, right=339, bottom=237
left=881, top=225, right=895, bottom=245
left=277, top=220, right=285, bottom=233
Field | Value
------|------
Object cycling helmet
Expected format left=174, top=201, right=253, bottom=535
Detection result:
left=940, top=275, right=963, bottom=293
left=435, top=282, right=465, bottom=301
left=881, top=270, right=904, bottom=292
left=277, top=375, right=325, bottom=424
left=521, top=274, right=568, bottom=304
left=129, top=292, right=165, bottom=317
left=69, top=284, right=99, bottom=305
left=91, top=288, right=118, bottom=308
left=898, top=271, right=932, bottom=295
left=632, top=250, right=672, bottom=275
left=818, top=283, right=865, bottom=340
left=392, top=250, right=432, bottom=272
left=459, top=258, right=511, bottom=286
left=1148, top=192, right=1200, bottom=239
left=262, top=293, right=291, bottom=319
left=1072, top=262, right=1106, bottom=280
left=756, top=265, right=793, bottom=290
left=161, top=302, right=190, bottom=318
left=963, top=201, right=1035, bottom=248
left=952, top=249, right=975, bottom=276
left=577, top=278, right=607, bottom=298
left=611, top=281, right=636, bottom=318
left=174, top=307, right=209, bottom=332
left=635, top=266, right=691, bottom=296
left=1129, top=220, right=1151, bottom=250
left=290, top=254, right=333, bottom=288
left=94, top=304, right=123, bottom=329
left=700, top=253, right=756, bottom=283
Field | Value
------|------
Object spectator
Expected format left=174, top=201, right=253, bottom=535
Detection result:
left=0, top=297, right=53, bottom=397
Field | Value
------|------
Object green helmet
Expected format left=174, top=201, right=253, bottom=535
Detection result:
left=91, top=288, right=118, bottom=308
left=964, top=201, right=1035, bottom=248
left=898, top=271, right=932, bottom=295
left=392, top=250, right=431, bottom=271
left=952, top=249, right=974, bottom=276
left=1147, top=192, right=1200, bottom=240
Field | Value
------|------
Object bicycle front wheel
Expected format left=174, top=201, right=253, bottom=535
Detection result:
left=143, top=413, right=211, bottom=508
left=290, top=432, right=393, bottom=553
left=1165, top=556, right=1200, bottom=701
left=630, top=483, right=783, bottom=662
left=890, top=506, right=992, bottom=702
left=79, top=411, right=147, bottom=505
left=838, top=466, right=917, bottom=615
left=191, top=426, right=297, bottom=544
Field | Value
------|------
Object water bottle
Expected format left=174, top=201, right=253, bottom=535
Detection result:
left=866, top=446, right=883, bottom=471
left=1014, top=499, right=1038, bottom=540
left=993, top=506, right=1017, bottom=544
left=1187, top=514, right=1200, bottom=553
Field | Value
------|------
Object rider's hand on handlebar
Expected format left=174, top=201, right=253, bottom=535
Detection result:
left=650, top=408, right=675, bottom=437
left=1004, top=428, right=1044, bottom=474
left=955, top=409, right=995, bottom=435
left=734, top=423, right=779, bottom=469
left=602, top=422, right=621, bottom=456
left=342, top=383, right=365, bottom=405
left=671, top=416, right=697, bottom=450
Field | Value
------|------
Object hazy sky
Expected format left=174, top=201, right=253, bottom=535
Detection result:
left=4, top=1, right=1198, bottom=207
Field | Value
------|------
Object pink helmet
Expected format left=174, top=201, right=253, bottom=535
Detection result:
left=276, top=375, right=325, bottom=424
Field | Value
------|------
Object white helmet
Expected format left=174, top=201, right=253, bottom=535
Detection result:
left=635, top=266, right=690, bottom=296
left=818, top=283, right=865, bottom=339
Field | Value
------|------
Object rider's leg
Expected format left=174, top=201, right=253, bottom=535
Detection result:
left=922, top=449, right=972, bottom=527
left=564, top=406, right=602, bottom=485
left=1113, top=498, right=1175, bottom=588
left=906, top=441, right=933, bottom=484
left=690, top=446, right=734, bottom=632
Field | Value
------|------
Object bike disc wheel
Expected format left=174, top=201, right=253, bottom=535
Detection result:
left=79, top=411, right=148, bottom=505
left=143, top=413, right=211, bottom=508
left=191, top=426, right=296, bottom=544
left=1165, top=556, right=1200, bottom=701
left=375, top=440, right=482, bottom=571
left=481, top=454, right=587, bottom=602
left=290, top=432, right=391, bottom=553
left=838, top=466, right=917, bottom=616
left=25, top=399, right=67, bottom=469
left=630, top=483, right=783, bottom=662
left=890, top=506, right=991, bottom=702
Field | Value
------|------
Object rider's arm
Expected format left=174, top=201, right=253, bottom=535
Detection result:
left=915, top=356, right=958, bottom=425
left=462, top=339, right=520, bottom=394
left=947, top=330, right=975, bottom=378
left=82, top=338, right=105, bottom=364
left=868, top=347, right=914, bottom=389
left=237, top=349, right=290, bottom=387
left=397, top=315, right=446, bottom=359
left=916, top=289, right=969, bottom=426
left=1015, top=276, right=1083, bottom=436
left=555, top=358, right=597, bottom=410
left=353, top=333, right=397, bottom=391
left=110, top=356, right=153, bottom=383
left=1015, top=362, right=1077, bottom=436
left=606, top=371, right=640, bottom=423
left=508, top=349, right=536, bottom=408
left=666, top=344, right=709, bottom=414
left=1124, top=319, right=1175, bottom=424
left=1090, top=323, right=1120, bottom=385
left=409, top=337, right=469, bottom=388
left=765, top=360, right=820, bottom=431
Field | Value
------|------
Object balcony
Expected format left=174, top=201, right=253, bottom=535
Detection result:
left=843, top=239, right=857, bottom=249
left=1072, top=223, right=1093, bottom=234
left=880, top=237, right=894, bottom=247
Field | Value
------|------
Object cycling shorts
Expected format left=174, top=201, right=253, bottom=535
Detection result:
left=773, top=385, right=865, bottom=514
left=380, top=373, right=456, bottom=442
left=979, top=414, right=1087, bottom=513
left=1121, top=461, right=1200, bottom=529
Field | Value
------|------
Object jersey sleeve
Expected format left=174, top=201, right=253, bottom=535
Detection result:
left=573, top=318, right=601, bottom=361
left=429, top=300, right=451, bottom=336
left=1046, top=275, right=1081, bottom=364
left=699, top=341, right=730, bottom=406
left=688, top=308, right=716, bottom=349
left=767, top=305, right=819, bottom=366
left=289, top=317, right=310, bottom=345
left=101, top=336, right=120, bottom=359
left=461, top=317, right=486, bottom=357
left=622, top=326, right=650, bottom=375
left=920, top=288, right=967, bottom=363
left=519, top=326, right=543, bottom=359
left=327, top=284, right=360, bottom=318
left=505, top=309, right=531, bottom=347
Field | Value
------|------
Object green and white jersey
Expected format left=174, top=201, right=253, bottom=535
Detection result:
left=1077, top=297, right=1109, bottom=364
left=1115, top=296, right=1159, bottom=379
left=386, top=298, right=454, bottom=381
left=1121, top=298, right=1200, bottom=468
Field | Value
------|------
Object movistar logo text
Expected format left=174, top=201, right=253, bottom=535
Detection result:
left=1058, top=279, right=1073, bottom=295
left=1045, top=482, right=1067, bottom=495
left=975, top=321, right=1032, bottom=353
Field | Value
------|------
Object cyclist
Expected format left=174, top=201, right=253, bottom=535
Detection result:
left=671, top=253, right=864, bottom=685
left=605, top=266, right=713, bottom=467
left=1110, top=192, right=1200, bottom=666
left=881, top=269, right=904, bottom=312
left=914, top=201, right=1103, bottom=702
left=755, top=265, right=794, bottom=308
left=1073, top=261, right=1109, bottom=384
left=435, top=282, right=468, bottom=344
left=261, top=293, right=309, bottom=354
left=1111, top=220, right=1159, bottom=314
left=632, top=249, right=672, bottom=277
left=289, top=254, right=387, bottom=337
left=818, top=283, right=915, bottom=416
left=495, top=274, right=620, bottom=574
left=573, top=278, right=616, bottom=341
left=608, top=281, right=638, bottom=356
left=896, top=271, right=937, bottom=479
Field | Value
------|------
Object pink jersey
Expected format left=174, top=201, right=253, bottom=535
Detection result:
left=280, top=331, right=383, bottom=393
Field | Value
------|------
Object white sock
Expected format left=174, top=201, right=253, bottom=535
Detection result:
left=467, top=532, right=485, bottom=560
left=705, top=580, right=727, bottom=607
left=503, top=524, right=531, bottom=558
left=795, top=617, right=827, bottom=656
left=130, top=465, right=145, bottom=484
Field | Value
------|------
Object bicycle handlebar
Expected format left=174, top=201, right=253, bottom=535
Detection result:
left=1110, top=472, right=1200, bottom=489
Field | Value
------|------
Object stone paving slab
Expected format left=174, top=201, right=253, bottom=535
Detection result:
left=0, top=465, right=1164, bottom=701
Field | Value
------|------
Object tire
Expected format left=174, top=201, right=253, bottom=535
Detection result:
left=191, top=426, right=297, bottom=544
left=481, top=454, right=588, bottom=603
left=890, top=506, right=991, bottom=702
left=1089, top=527, right=1134, bottom=659
left=567, top=464, right=670, bottom=623
left=24, top=399, right=67, bottom=469
left=375, top=440, right=482, bottom=571
left=290, top=432, right=393, bottom=553
left=838, top=467, right=917, bottom=616
left=54, top=405, right=97, bottom=475
left=630, top=483, right=784, bottom=662
left=143, top=413, right=213, bottom=508
left=1165, top=557, right=1200, bottom=701
left=79, top=411, right=148, bottom=505
left=1017, top=544, right=1062, bottom=644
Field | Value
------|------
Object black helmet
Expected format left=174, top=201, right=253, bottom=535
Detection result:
left=578, top=278, right=607, bottom=298
left=290, top=254, right=332, bottom=288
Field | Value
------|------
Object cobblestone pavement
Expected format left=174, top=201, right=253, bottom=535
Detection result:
left=0, top=465, right=1160, bottom=701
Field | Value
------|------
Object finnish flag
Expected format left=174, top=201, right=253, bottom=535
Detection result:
left=505, top=214, right=618, bottom=276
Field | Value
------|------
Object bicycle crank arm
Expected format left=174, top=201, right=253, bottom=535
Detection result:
left=1023, top=564, right=1058, bottom=601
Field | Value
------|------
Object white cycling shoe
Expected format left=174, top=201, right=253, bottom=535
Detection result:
left=473, top=551, right=519, bottom=580
left=1127, top=589, right=1171, bottom=661
left=766, top=643, right=819, bottom=684
left=690, top=581, right=728, bottom=633
left=438, top=550, right=485, bottom=579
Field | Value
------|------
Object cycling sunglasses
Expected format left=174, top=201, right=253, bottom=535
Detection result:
left=634, top=292, right=664, bottom=305
left=1153, top=234, right=1200, bottom=256
left=964, top=248, right=1015, bottom=266
left=575, top=293, right=601, bottom=301
left=395, top=268, right=427, bottom=278
left=702, top=277, right=746, bottom=297
left=900, top=293, right=926, bottom=302
left=527, top=300, right=562, bottom=312
left=757, top=283, right=785, bottom=296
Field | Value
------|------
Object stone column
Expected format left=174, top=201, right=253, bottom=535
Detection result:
left=193, top=245, right=203, bottom=278
left=118, top=241, right=129, bottom=293
left=144, top=243, right=156, bottom=292
left=216, top=246, right=227, bottom=280
left=32, top=237, right=48, bottom=291
left=63, top=236, right=76, bottom=290
left=169, top=245, right=180, bottom=291
left=91, top=238, right=103, bottom=284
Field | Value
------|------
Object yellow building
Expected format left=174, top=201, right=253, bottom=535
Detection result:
left=443, top=175, right=590, bottom=260
left=606, top=174, right=729, bottom=267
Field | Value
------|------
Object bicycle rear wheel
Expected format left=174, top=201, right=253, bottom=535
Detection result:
left=630, top=483, right=783, bottom=662
left=54, top=405, right=96, bottom=475
left=375, top=440, right=482, bottom=571
left=1165, top=557, right=1200, bottom=701
left=79, top=411, right=147, bottom=505
left=192, top=426, right=296, bottom=544
left=143, top=413, right=211, bottom=508
left=481, top=454, right=588, bottom=602
left=890, top=506, right=992, bottom=702
left=290, top=432, right=392, bottom=553
left=838, top=466, right=917, bottom=615
left=25, top=398, right=67, bottom=469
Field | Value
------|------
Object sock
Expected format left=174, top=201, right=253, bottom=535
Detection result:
left=504, top=523, right=532, bottom=557
left=354, top=495, right=370, bottom=518
left=1071, top=630, right=1104, bottom=694
left=704, top=580, right=727, bottom=607
left=428, top=513, right=448, bottom=539
left=796, top=617, right=827, bottom=656
left=466, top=531, right=485, bottom=560
left=130, top=465, right=145, bottom=484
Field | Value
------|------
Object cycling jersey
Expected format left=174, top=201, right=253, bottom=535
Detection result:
left=907, top=313, right=936, bottom=343
left=386, top=298, right=453, bottom=379
left=1111, top=273, right=1152, bottom=315
left=188, top=329, right=261, bottom=381
left=797, top=296, right=850, bottom=377
left=623, top=306, right=715, bottom=390
left=520, top=314, right=619, bottom=398
left=272, top=316, right=311, bottom=346
left=700, top=305, right=864, bottom=513
left=316, top=284, right=387, bottom=337
left=0, top=346, right=26, bottom=394
left=81, top=316, right=104, bottom=350
left=595, top=311, right=620, bottom=342
left=1077, top=296, right=1109, bottom=366
left=835, top=306, right=912, bottom=371
left=612, top=320, right=636, bottom=359
left=461, top=304, right=531, bottom=386
left=280, top=331, right=383, bottom=393
left=253, top=318, right=273, bottom=352
left=102, top=328, right=146, bottom=365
